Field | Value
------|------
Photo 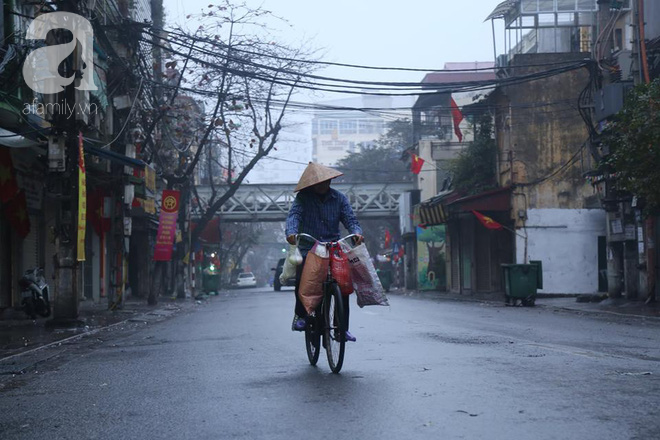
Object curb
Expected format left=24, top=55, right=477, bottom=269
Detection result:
left=0, top=319, right=131, bottom=365
left=0, top=299, right=196, bottom=365
left=389, top=288, right=660, bottom=320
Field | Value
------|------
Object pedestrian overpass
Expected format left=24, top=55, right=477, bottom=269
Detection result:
left=194, top=182, right=414, bottom=222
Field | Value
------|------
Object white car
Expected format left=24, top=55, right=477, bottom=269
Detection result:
left=235, top=272, right=257, bottom=288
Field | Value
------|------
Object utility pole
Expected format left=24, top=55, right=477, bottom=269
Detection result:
left=632, top=0, right=656, bottom=303
left=596, top=0, right=626, bottom=299
left=52, top=0, right=82, bottom=321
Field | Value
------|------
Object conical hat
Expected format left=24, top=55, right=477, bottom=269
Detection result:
left=294, top=162, right=343, bottom=192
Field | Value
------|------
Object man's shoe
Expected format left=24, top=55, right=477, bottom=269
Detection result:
left=345, top=330, right=356, bottom=342
left=291, top=315, right=306, bottom=331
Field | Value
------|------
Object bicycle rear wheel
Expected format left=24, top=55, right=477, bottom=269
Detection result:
left=305, top=314, right=321, bottom=365
left=324, top=283, right=346, bottom=373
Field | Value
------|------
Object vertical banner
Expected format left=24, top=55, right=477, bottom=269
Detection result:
left=154, top=190, right=181, bottom=261
left=77, top=133, right=87, bottom=261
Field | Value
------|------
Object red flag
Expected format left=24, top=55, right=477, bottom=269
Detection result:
left=410, top=153, right=424, bottom=175
left=5, top=191, right=31, bottom=238
left=384, top=229, right=391, bottom=248
left=450, top=97, right=464, bottom=142
left=472, top=210, right=503, bottom=230
left=0, top=147, right=19, bottom=203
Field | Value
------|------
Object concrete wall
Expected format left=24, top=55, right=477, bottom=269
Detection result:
left=645, top=0, right=660, bottom=41
left=495, top=53, right=600, bottom=226
left=516, top=209, right=606, bottom=294
left=417, top=140, right=437, bottom=201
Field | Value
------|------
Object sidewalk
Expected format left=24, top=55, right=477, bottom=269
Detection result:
left=0, top=295, right=203, bottom=363
left=390, top=288, right=660, bottom=319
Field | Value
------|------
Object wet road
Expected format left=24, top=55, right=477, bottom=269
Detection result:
left=1, top=286, right=659, bottom=440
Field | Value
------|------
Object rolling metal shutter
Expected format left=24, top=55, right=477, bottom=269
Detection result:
left=20, top=214, right=40, bottom=273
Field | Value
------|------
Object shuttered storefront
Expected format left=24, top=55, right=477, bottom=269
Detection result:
left=20, top=214, right=41, bottom=274
left=450, top=223, right=460, bottom=292
left=475, top=222, right=492, bottom=291
left=0, top=215, right=10, bottom=309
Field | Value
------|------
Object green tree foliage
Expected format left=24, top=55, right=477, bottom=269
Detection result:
left=602, top=79, right=660, bottom=214
left=334, top=118, right=413, bottom=183
left=449, top=114, right=497, bottom=195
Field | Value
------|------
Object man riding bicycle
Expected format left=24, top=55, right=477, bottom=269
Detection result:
left=285, top=162, right=363, bottom=341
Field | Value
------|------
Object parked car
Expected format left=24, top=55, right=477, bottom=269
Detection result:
left=272, top=258, right=296, bottom=291
left=234, top=272, right=257, bottom=288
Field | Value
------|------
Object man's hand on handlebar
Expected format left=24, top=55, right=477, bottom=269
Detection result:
left=287, top=234, right=363, bottom=246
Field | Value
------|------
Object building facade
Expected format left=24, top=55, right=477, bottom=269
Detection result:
left=311, top=95, right=414, bottom=166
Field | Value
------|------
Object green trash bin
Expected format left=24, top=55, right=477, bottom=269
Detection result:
left=502, top=264, right=539, bottom=306
left=377, top=268, right=392, bottom=292
left=529, top=260, right=543, bottom=289
left=202, top=271, right=220, bottom=294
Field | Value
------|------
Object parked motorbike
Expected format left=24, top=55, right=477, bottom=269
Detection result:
left=20, top=268, right=51, bottom=319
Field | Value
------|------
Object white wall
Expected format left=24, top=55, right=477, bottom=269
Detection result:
left=516, top=209, right=606, bottom=294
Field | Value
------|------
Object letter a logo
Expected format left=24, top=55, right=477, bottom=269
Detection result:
left=22, top=12, right=98, bottom=94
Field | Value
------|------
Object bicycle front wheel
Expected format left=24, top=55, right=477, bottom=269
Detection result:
left=305, top=314, right=321, bottom=366
left=324, top=283, right=346, bottom=373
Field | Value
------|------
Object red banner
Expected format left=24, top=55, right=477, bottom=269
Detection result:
left=154, top=190, right=181, bottom=261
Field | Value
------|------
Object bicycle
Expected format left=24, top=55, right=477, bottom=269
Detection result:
left=296, top=233, right=357, bottom=374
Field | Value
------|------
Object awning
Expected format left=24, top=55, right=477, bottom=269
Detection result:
left=418, top=202, right=447, bottom=225
left=85, top=145, right=146, bottom=169
left=0, top=128, right=42, bottom=149
left=485, top=0, right=517, bottom=21
left=417, top=190, right=458, bottom=226
left=446, top=186, right=512, bottom=213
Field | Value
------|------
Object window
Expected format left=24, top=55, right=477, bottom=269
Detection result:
left=358, top=120, right=376, bottom=134
left=614, top=28, right=623, bottom=51
left=557, top=13, right=575, bottom=26
left=319, top=120, right=337, bottom=135
left=521, top=0, right=597, bottom=12
left=557, top=0, right=576, bottom=11
left=522, top=0, right=538, bottom=12
left=538, top=13, right=556, bottom=26
left=339, top=120, right=357, bottom=134
left=539, top=0, right=554, bottom=12
left=577, top=0, right=597, bottom=11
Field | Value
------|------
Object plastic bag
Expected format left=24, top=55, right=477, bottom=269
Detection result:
left=298, top=251, right=329, bottom=314
left=280, top=245, right=301, bottom=285
left=331, top=244, right=353, bottom=296
left=340, top=242, right=389, bottom=307
left=287, top=245, right=303, bottom=265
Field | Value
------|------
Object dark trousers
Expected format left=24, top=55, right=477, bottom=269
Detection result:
left=295, top=256, right=350, bottom=330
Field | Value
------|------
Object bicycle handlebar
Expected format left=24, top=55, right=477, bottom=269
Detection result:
left=296, top=233, right=360, bottom=246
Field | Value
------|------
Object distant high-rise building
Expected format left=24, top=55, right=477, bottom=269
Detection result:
left=311, top=95, right=415, bottom=166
